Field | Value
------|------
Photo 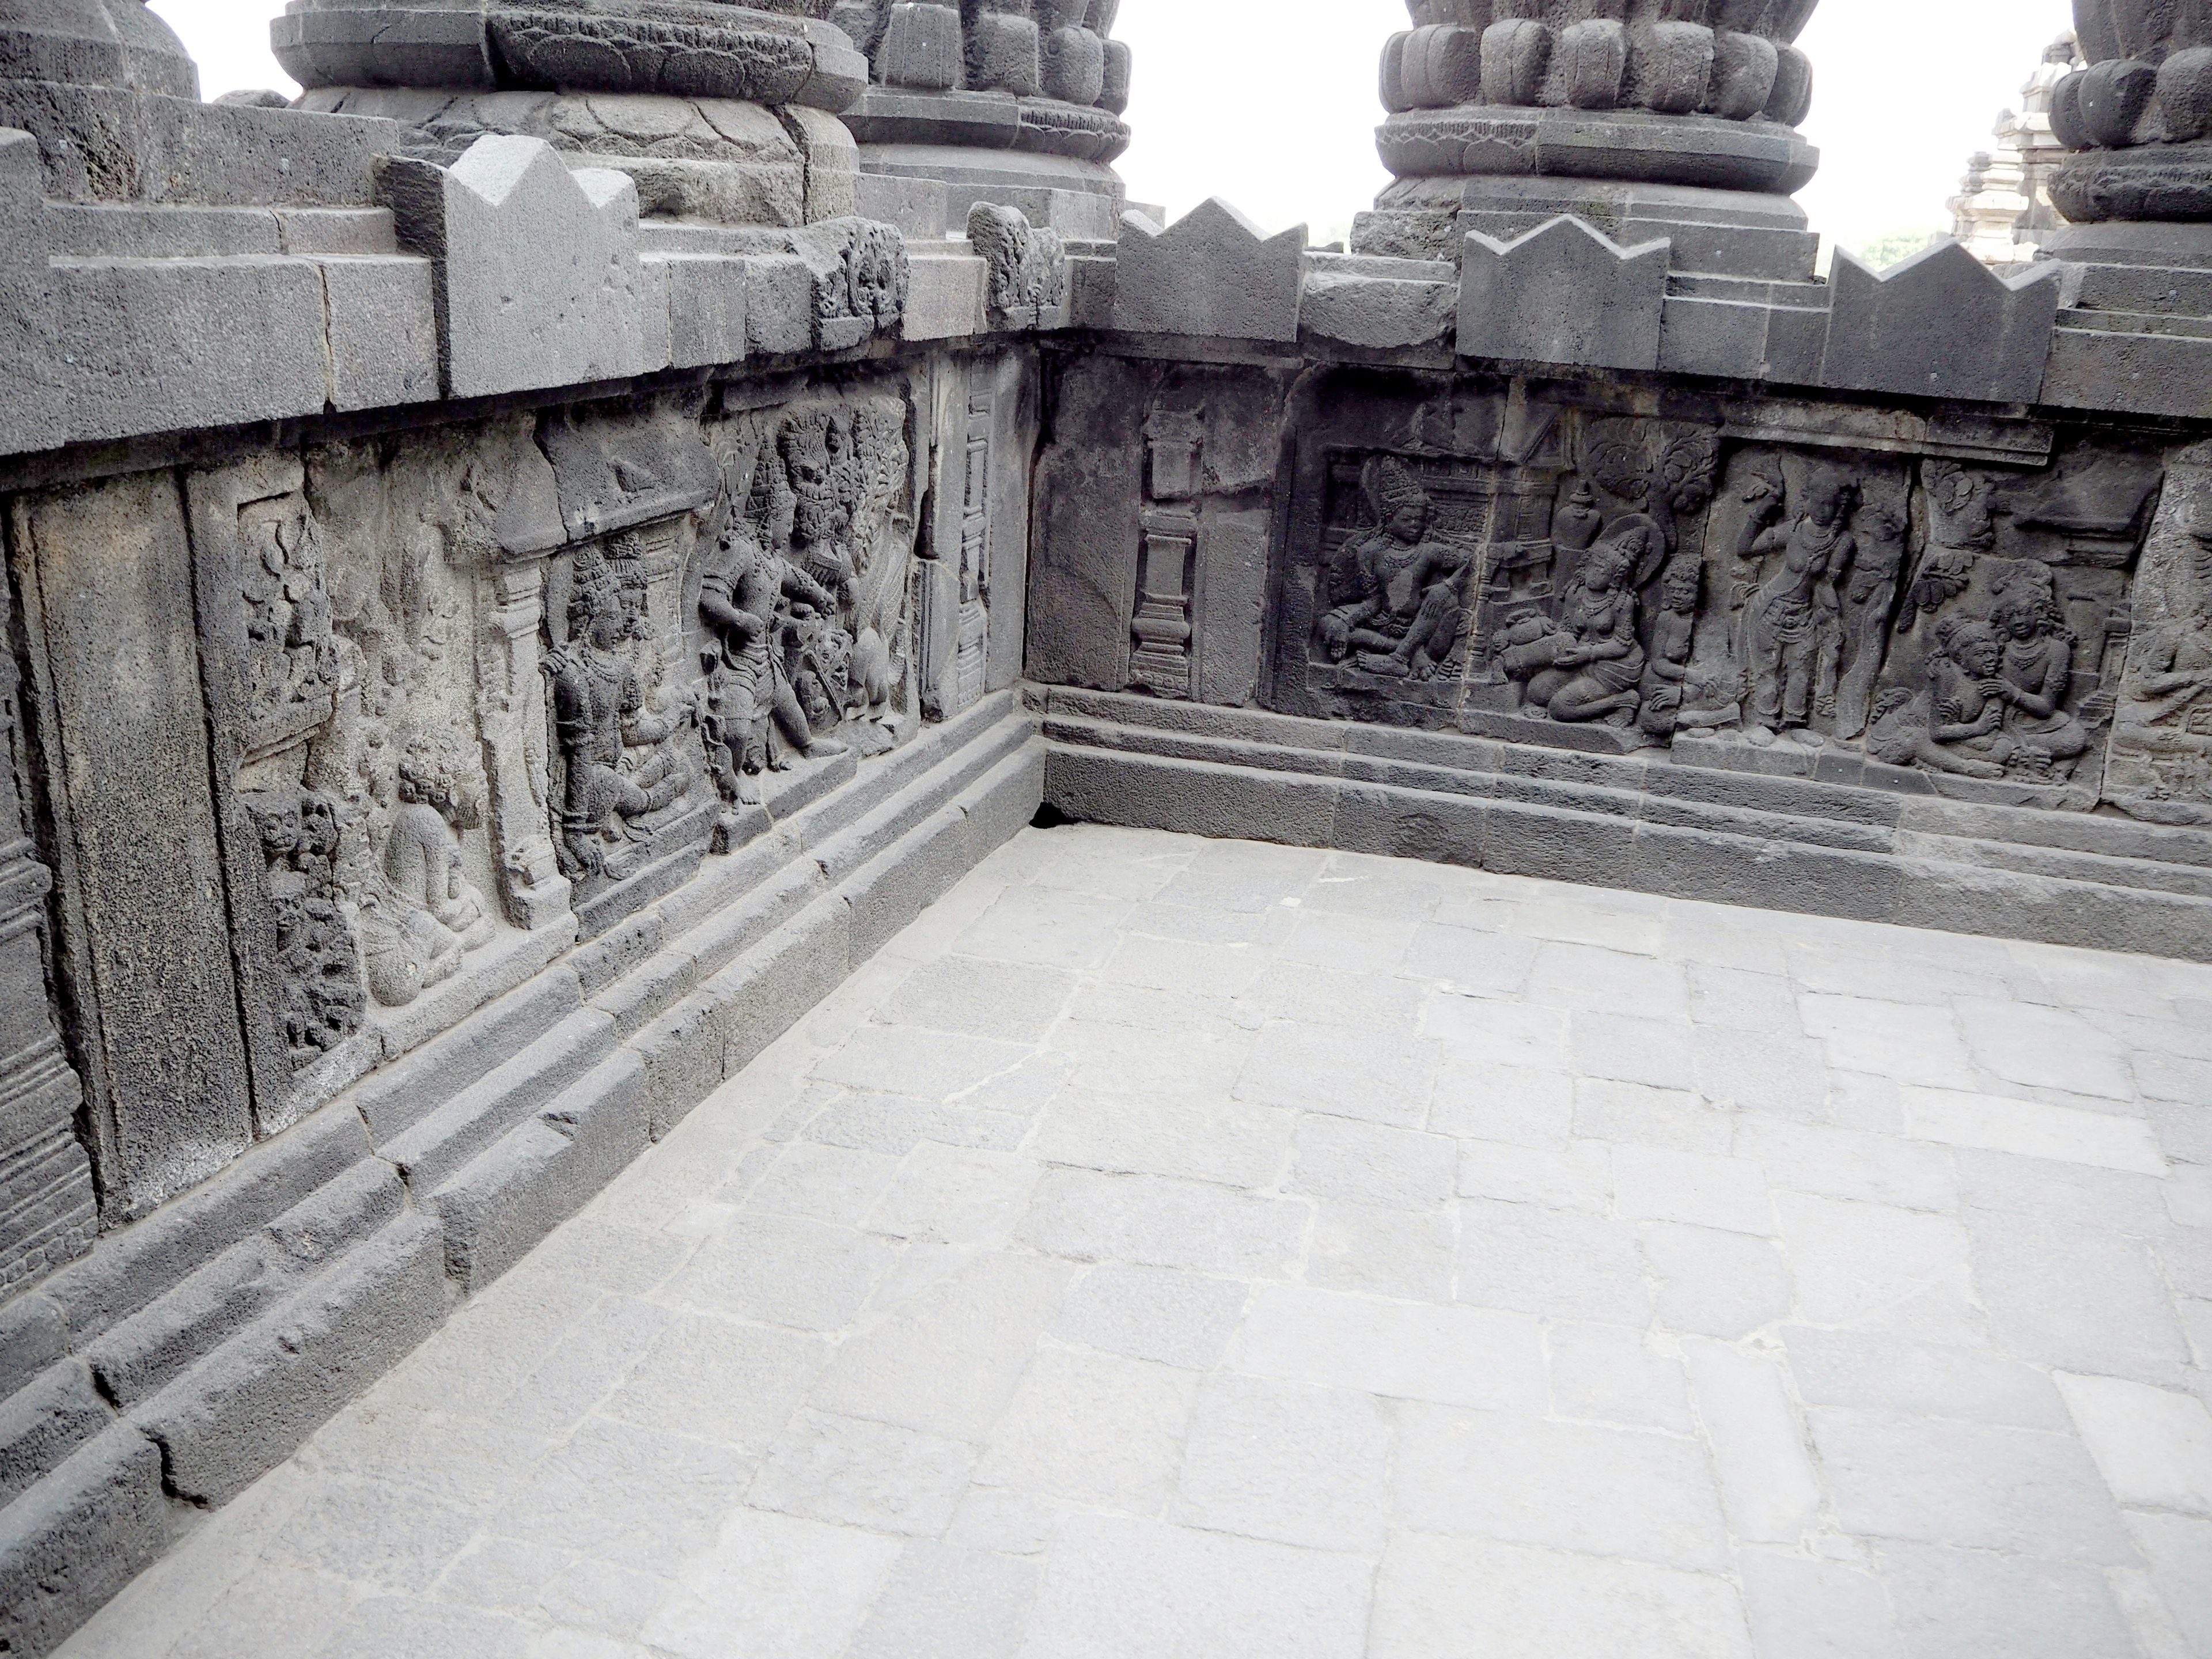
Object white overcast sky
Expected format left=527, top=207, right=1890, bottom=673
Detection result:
left=153, top=0, right=2076, bottom=255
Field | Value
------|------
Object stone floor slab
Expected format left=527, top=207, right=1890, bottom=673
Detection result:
left=53, top=827, right=2212, bottom=1659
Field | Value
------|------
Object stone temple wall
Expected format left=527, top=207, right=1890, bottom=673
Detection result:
left=0, top=0, right=2210, bottom=1651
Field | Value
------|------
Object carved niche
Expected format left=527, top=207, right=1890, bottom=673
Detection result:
left=700, top=381, right=919, bottom=838
left=188, top=421, right=578, bottom=1126
left=189, top=455, right=372, bottom=1128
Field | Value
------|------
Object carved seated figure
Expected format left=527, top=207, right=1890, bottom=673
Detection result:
left=546, top=554, right=695, bottom=879
left=1989, top=584, right=2092, bottom=778
left=360, top=733, right=498, bottom=1007
left=1320, top=458, right=1472, bottom=681
left=1637, top=558, right=1701, bottom=737
left=1867, top=618, right=2013, bottom=781
left=1497, top=519, right=1654, bottom=725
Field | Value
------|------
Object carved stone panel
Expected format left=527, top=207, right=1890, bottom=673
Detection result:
left=2107, top=445, right=2212, bottom=825
left=10, top=472, right=257, bottom=1221
left=1862, top=442, right=2161, bottom=808
left=700, top=378, right=922, bottom=840
left=1274, top=370, right=1724, bottom=757
left=0, top=546, right=94, bottom=1289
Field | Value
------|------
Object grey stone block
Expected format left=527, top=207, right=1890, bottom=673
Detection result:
left=843, top=804, right=975, bottom=960
left=379, top=1012, right=618, bottom=1193
left=632, top=992, right=729, bottom=1142
left=82, top=1163, right=407, bottom=1412
left=0, top=131, right=62, bottom=457
left=1459, top=217, right=1669, bottom=372
left=1046, top=745, right=1340, bottom=847
left=0, top=1426, right=168, bottom=1659
left=876, top=3, right=962, bottom=90
left=1301, top=252, right=1456, bottom=350
left=903, top=247, right=987, bottom=341
left=1820, top=240, right=2065, bottom=404
left=745, top=251, right=820, bottom=355
left=274, top=5, right=497, bottom=91
left=382, top=135, right=658, bottom=399
left=1115, top=199, right=1305, bottom=343
left=353, top=967, right=582, bottom=1145
left=0, top=1299, right=68, bottom=1406
left=130, top=1213, right=448, bottom=1505
left=39, top=1105, right=372, bottom=1349
left=652, top=251, right=751, bottom=370
left=431, top=1052, right=650, bottom=1293
left=52, top=253, right=331, bottom=442
left=316, top=252, right=441, bottom=410
left=855, top=170, right=949, bottom=238
left=957, top=744, right=1048, bottom=863
left=2043, top=323, right=2212, bottom=419
left=0, top=1364, right=112, bottom=1509
left=711, top=894, right=855, bottom=1076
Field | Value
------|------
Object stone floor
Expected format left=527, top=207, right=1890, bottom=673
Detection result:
left=57, top=825, right=2212, bottom=1659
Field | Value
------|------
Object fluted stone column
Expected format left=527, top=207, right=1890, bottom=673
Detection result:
left=834, top=0, right=1131, bottom=240
left=1355, top=0, right=1823, bottom=284
left=2044, top=0, right=2212, bottom=264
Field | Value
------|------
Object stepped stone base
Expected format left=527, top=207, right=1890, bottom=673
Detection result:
left=1038, top=689, right=2212, bottom=965
left=0, top=697, right=1041, bottom=1655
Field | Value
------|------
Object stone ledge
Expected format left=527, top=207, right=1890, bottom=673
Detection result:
left=1039, top=689, right=2212, bottom=964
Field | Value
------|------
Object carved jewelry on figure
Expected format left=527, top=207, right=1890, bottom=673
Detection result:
left=1321, top=457, right=1474, bottom=681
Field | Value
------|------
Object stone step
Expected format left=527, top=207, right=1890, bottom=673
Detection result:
left=377, top=1010, right=619, bottom=1195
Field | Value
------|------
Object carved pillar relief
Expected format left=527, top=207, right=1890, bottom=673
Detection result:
left=1130, top=512, right=1196, bottom=697
left=0, top=549, right=94, bottom=1287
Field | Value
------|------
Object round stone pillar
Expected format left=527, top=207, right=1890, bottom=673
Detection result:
left=274, top=0, right=872, bottom=226
left=1356, top=0, right=1823, bottom=283
left=835, top=0, right=1131, bottom=241
left=2044, top=0, right=2212, bottom=264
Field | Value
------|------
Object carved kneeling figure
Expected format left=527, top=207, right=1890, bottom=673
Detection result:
left=1497, top=526, right=1649, bottom=726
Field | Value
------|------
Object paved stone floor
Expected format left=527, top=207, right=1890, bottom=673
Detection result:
left=58, top=825, right=2212, bottom=1659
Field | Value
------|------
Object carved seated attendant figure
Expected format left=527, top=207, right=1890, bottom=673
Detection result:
left=359, top=732, right=498, bottom=1007
left=2127, top=518, right=2212, bottom=731
left=1320, top=458, right=1472, bottom=680
left=1498, top=520, right=1653, bottom=725
left=1988, top=583, right=2092, bottom=779
left=1638, top=558, right=1701, bottom=738
left=699, top=522, right=850, bottom=809
left=1869, top=618, right=2013, bottom=781
left=546, top=553, right=694, bottom=880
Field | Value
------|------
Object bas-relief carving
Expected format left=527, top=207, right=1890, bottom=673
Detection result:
left=2108, top=453, right=2212, bottom=824
left=0, top=545, right=95, bottom=1289
left=702, top=384, right=920, bottom=830
left=1274, top=373, right=2171, bottom=810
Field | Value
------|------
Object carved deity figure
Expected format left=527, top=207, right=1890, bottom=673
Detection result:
left=2126, top=512, right=2212, bottom=732
left=1740, top=475, right=1856, bottom=747
left=1870, top=617, right=2020, bottom=781
left=1497, top=518, right=1656, bottom=725
left=544, top=550, right=694, bottom=880
left=1320, top=457, right=1472, bottom=680
left=1908, top=462, right=1999, bottom=626
left=698, top=520, right=851, bottom=809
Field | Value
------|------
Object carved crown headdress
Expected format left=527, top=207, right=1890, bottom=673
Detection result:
left=1364, top=456, right=1429, bottom=523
